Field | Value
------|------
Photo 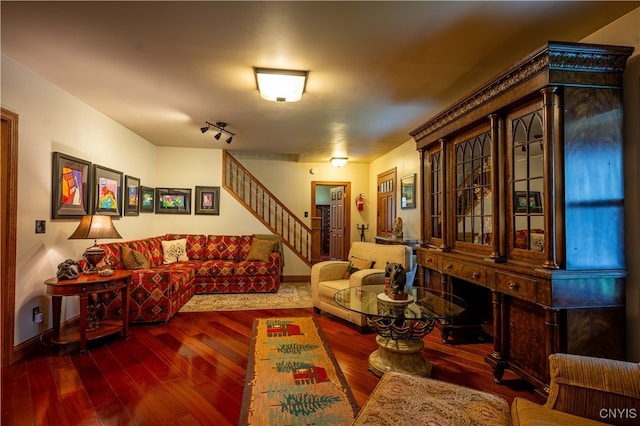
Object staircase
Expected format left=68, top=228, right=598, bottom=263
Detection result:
left=223, top=150, right=313, bottom=266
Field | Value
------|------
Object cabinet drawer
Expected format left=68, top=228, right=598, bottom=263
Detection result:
left=497, top=272, right=537, bottom=301
left=418, top=251, right=440, bottom=270
left=442, top=259, right=487, bottom=285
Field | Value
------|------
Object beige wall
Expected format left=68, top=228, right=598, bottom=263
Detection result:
left=2, top=56, right=158, bottom=345
left=582, top=5, right=640, bottom=364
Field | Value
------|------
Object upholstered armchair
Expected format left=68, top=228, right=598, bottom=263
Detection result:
left=511, top=353, right=640, bottom=426
left=311, top=241, right=415, bottom=331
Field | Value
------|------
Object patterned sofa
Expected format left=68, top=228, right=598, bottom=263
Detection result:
left=95, top=234, right=282, bottom=323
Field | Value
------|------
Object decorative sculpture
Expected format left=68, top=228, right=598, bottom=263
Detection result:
left=384, top=262, right=408, bottom=300
left=356, top=223, right=369, bottom=242
left=392, top=217, right=403, bottom=240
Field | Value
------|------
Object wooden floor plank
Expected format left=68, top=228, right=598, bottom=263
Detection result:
left=2, top=308, right=539, bottom=425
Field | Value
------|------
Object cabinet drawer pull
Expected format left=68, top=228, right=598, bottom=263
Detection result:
left=508, top=282, right=519, bottom=290
left=426, top=258, right=433, bottom=264
left=445, top=264, right=453, bottom=270
left=472, top=272, right=481, bottom=280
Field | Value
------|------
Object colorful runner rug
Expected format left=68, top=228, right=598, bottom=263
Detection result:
left=239, top=317, right=359, bottom=425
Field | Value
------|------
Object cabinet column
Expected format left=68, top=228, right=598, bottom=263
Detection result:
left=419, top=149, right=427, bottom=244
left=541, top=87, right=560, bottom=270
left=490, top=290, right=504, bottom=360
left=488, top=114, right=502, bottom=260
left=439, top=138, right=449, bottom=251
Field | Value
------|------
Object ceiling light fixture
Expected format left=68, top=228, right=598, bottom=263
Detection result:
left=202, top=121, right=235, bottom=144
left=330, top=157, right=348, bottom=167
left=254, top=67, right=309, bottom=102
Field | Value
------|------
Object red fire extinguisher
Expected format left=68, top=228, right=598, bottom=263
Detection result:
left=355, top=194, right=364, bottom=211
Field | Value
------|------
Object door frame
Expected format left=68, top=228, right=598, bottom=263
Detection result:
left=311, top=181, right=351, bottom=261
left=2, top=108, right=18, bottom=367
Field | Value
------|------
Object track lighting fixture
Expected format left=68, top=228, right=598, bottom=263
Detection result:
left=201, top=121, right=236, bottom=144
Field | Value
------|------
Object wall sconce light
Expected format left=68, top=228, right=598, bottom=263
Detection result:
left=201, top=121, right=235, bottom=144
left=330, top=157, right=348, bottom=167
left=254, top=67, right=309, bottom=102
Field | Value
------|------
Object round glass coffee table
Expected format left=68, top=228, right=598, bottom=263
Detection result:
left=334, top=285, right=465, bottom=377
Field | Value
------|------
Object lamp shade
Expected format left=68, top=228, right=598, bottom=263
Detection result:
left=254, top=67, right=308, bottom=102
left=68, top=214, right=122, bottom=242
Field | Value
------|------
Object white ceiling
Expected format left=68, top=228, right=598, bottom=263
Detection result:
left=2, top=1, right=637, bottom=163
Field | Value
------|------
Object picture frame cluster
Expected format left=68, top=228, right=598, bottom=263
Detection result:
left=51, top=152, right=220, bottom=218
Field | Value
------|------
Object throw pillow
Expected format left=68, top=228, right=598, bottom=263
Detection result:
left=121, top=246, right=150, bottom=270
left=161, top=238, right=189, bottom=264
left=342, top=261, right=360, bottom=279
left=350, top=256, right=375, bottom=270
left=246, top=238, right=277, bottom=262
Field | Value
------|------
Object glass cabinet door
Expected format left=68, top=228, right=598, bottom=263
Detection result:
left=508, top=103, right=545, bottom=257
left=453, top=130, right=492, bottom=249
left=425, top=146, right=443, bottom=245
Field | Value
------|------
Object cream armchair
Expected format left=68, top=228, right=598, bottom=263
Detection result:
left=311, top=241, right=415, bottom=331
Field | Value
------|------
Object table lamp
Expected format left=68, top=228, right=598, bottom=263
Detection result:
left=68, top=214, right=122, bottom=273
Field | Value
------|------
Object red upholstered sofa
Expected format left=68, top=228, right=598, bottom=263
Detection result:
left=94, top=234, right=281, bottom=324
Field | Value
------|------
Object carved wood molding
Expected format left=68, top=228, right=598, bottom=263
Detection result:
left=410, top=42, right=633, bottom=143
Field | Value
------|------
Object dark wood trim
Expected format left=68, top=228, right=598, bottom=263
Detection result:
left=1, top=107, right=18, bottom=367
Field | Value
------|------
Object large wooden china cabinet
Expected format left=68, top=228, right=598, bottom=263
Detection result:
left=411, top=41, right=633, bottom=396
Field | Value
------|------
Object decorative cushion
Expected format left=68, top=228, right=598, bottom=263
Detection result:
left=350, top=256, right=375, bottom=270
left=161, top=238, right=189, bottom=264
left=342, top=261, right=359, bottom=279
left=245, top=238, right=277, bottom=262
left=205, top=235, right=242, bottom=261
left=530, top=233, right=544, bottom=252
left=354, top=372, right=510, bottom=425
left=121, top=246, right=150, bottom=270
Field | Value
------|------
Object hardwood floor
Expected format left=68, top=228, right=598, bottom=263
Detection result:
left=2, top=308, right=540, bottom=425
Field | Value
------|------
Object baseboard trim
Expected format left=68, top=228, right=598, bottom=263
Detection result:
left=11, top=316, right=79, bottom=363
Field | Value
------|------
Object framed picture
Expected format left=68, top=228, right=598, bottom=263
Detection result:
left=51, top=152, right=91, bottom=219
left=155, top=187, right=192, bottom=214
left=140, top=186, right=155, bottom=213
left=514, top=191, right=542, bottom=214
left=93, top=164, right=123, bottom=216
left=124, top=175, right=140, bottom=216
left=400, top=174, right=416, bottom=209
left=195, top=186, right=220, bottom=215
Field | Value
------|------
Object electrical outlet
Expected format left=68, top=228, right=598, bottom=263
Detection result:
left=33, top=307, right=41, bottom=322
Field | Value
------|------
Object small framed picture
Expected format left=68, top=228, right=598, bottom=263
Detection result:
left=51, top=152, right=92, bottom=219
left=400, top=174, right=416, bottom=209
left=195, top=186, right=220, bottom=215
left=514, top=191, right=542, bottom=214
left=155, top=187, right=191, bottom=214
left=93, top=164, right=123, bottom=216
left=140, top=186, right=155, bottom=213
left=124, top=175, right=140, bottom=216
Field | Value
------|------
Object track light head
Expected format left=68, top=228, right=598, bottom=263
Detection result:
left=202, top=120, right=235, bottom=143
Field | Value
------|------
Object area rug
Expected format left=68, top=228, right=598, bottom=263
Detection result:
left=179, top=282, right=312, bottom=312
left=239, top=316, right=359, bottom=425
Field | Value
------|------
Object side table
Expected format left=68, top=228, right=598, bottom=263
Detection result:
left=44, top=269, right=133, bottom=353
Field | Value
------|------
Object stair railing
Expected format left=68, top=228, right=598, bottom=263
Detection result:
left=223, top=150, right=313, bottom=266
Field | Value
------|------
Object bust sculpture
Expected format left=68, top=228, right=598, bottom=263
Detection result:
left=392, top=217, right=403, bottom=240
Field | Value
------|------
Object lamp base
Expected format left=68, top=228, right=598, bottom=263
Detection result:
left=83, top=245, right=105, bottom=274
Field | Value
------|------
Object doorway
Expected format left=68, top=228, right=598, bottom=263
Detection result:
left=377, top=168, right=397, bottom=237
left=311, top=181, right=351, bottom=262
left=2, top=108, right=18, bottom=366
